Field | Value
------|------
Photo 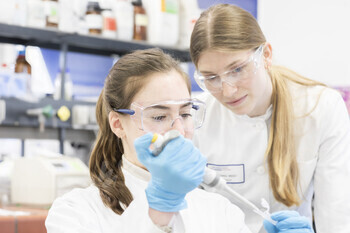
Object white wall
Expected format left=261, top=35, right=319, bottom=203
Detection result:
left=258, top=0, right=350, bottom=86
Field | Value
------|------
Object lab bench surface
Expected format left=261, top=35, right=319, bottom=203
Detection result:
left=0, top=205, right=48, bottom=233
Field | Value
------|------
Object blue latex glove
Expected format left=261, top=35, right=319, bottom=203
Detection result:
left=264, top=210, right=314, bottom=233
left=134, top=133, right=206, bottom=212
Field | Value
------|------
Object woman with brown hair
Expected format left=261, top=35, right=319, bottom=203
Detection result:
left=45, top=48, right=252, bottom=233
left=190, top=3, right=350, bottom=233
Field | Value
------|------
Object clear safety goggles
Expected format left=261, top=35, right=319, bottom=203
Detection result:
left=194, top=44, right=264, bottom=93
left=114, top=99, right=206, bottom=134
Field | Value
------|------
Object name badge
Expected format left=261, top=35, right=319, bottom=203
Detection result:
left=207, top=163, right=245, bottom=184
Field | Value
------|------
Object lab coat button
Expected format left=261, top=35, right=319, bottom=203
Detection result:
left=256, top=166, right=265, bottom=174
left=253, top=122, right=264, bottom=129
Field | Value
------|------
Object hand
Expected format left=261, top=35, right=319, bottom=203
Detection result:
left=134, top=133, right=206, bottom=212
left=263, top=210, right=314, bottom=233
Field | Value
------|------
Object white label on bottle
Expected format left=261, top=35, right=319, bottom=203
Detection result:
left=44, top=1, right=59, bottom=24
left=135, top=14, right=148, bottom=27
left=163, top=0, right=179, bottom=14
left=86, top=14, right=103, bottom=29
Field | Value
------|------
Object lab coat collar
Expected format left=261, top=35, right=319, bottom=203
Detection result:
left=122, top=156, right=151, bottom=182
left=234, top=104, right=273, bottom=122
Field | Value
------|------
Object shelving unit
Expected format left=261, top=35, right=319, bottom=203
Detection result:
left=0, top=23, right=191, bottom=61
left=0, top=23, right=192, bottom=154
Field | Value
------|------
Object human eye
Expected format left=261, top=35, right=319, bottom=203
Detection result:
left=181, top=113, right=192, bottom=119
left=151, top=115, right=167, bottom=122
left=203, top=74, right=218, bottom=81
left=228, top=65, right=245, bottom=75
left=203, top=74, right=220, bottom=85
left=180, top=107, right=193, bottom=119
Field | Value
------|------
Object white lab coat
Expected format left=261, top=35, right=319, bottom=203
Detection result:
left=193, top=82, right=350, bottom=233
left=45, top=157, right=252, bottom=233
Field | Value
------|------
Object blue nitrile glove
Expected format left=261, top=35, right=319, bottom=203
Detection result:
left=134, top=133, right=207, bottom=212
left=264, top=210, right=314, bottom=233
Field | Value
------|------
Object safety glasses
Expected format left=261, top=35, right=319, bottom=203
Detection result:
left=194, top=44, right=264, bottom=93
left=114, top=99, right=206, bottom=134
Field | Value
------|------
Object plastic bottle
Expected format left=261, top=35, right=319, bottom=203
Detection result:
left=0, top=63, right=12, bottom=97
left=86, top=1, right=104, bottom=35
left=58, top=0, right=76, bottom=33
left=102, top=9, right=117, bottom=38
left=132, top=0, right=147, bottom=41
left=13, top=0, right=27, bottom=26
left=44, top=0, right=59, bottom=28
left=178, top=0, right=201, bottom=48
left=27, top=0, right=46, bottom=28
left=113, top=0, right=134, bottom=41
left=143, top=0, right=179, bottom=46
left=54, top=69, right=73, bottom=101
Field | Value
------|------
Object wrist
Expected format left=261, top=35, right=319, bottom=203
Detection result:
left=149, top=208, right=175, bottom=226
left=145, top=186, right=187, bottom=212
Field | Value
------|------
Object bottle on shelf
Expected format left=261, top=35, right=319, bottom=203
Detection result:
left=13, top=49, right=32, bottom=96
left=54, top=69, right=73, bottom=101
left=114, top=0, right=134, bottom=41
left=13, top=0, right=27, bottom=26
left=132, top=0, right=148, bottom=41
left=143, top=0, right=180, bottom=46
left=102, top=9, right=117, bottom=38
left=85, top=1, right=104, bottom=35
left=27, top=0, right=46, bottom=28
left=43, top=0, right=59, bottom=28
left=15, top=50, right=31, bottom=75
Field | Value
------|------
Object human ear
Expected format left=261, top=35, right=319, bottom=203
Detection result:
left=263, top=42, right=273, bottom=69
left=108, top=111, right=126, bottom=139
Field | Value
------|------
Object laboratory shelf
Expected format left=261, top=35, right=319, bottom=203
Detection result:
left=1, top=97, right=93, bottom=127
left=0, top=125, right=95, bottom=143
left=0, top=23, right=191, bottom=61
left=0, top=97, right=97, bottom=149
left=0, top=23, right=192, bottom=153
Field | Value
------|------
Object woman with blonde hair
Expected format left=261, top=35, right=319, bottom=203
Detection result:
left=190, top=3, right=350, bottom=233
left=45, top=48, right=253, bottom=232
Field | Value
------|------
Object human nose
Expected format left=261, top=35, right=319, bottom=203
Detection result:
left=170, top=117, right=185, bottom=136
left=221, top=81, right=238, bottom=97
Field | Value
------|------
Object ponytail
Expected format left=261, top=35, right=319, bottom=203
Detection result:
left=89, top=89, right=133, bottom=214
left=266, top=66, right=324, bottom=206
left=265, top=66, right=300, bottom=206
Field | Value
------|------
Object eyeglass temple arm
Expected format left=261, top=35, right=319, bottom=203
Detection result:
left=192, top=105, right=200, bottom=110
left=113, top=108, right=135, bottom=115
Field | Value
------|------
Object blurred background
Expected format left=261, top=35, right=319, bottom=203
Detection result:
left=0, top=0, right=349, bottom=232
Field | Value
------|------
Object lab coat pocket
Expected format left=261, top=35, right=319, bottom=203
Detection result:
left=297, top=157, right=318, bottom=198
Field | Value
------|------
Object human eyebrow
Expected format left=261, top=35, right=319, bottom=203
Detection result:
left=224, top=59, right=247, bottom=70
left=180, top=102, right=192, bottom=109
left=148, top=105, right=170, bottom=110
left=200, top=60, right=243, bottom=75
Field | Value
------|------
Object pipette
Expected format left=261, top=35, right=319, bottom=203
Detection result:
left=202, top=167, right=277, bottom=225
left=151, top=130, right=277, bottom=225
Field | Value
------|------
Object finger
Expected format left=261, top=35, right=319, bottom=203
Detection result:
left=271, top=210, right=300, bottom=221
left=277, top=216, right=312, bottom=230
left=263, top=219, right=277, bottom=233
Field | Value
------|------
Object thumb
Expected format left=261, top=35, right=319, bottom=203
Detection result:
left=134, top=133, right=154, bottom=162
